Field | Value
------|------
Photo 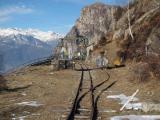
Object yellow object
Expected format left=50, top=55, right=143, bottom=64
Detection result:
left=113, top=58, right=121, bottom=66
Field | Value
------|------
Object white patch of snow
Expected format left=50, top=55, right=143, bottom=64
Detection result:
left=18, top=116, right=26, bottom=120
left=12, top=113, right=40, bottom=120
left=12, top=116, right=26, bottom=120
left=16, top=101, right=43, bottom=107
left=107, top=94, right=142, bottom=110
left=21, top=92, right=27, bottom=96
left=110, top=115, right=160, bottom=120
left=100, top=110, right=116, bottom=113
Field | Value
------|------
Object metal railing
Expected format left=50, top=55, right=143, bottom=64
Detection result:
left=2, top=55, right=54, bottom=76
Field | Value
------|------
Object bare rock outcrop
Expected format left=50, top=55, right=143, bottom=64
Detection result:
left=66, top=0, right=160, bottom=80
left=67, top=3, right=124, bottom=44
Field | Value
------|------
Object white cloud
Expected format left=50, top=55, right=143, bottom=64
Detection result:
left=0, top=5, right=33, bottom=23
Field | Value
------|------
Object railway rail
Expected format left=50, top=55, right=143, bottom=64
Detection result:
left=1, top=54, right=117, bottom=119
left=65, top=63, right=116, bottom=120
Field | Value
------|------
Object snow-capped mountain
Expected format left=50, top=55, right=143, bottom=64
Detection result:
left=0, top=28, right=63, bottom=42
left=0, top=28, right=63, bottom=73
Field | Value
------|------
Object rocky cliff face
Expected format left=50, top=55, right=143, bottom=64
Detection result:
left=67, top=3, right=124, bottom=44
left=67, top=0, right=160, bottom=80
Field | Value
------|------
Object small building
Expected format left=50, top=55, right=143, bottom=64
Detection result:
left=52, top=36, right=88, bottom=70
left=55, top=36, right=89, bottom=60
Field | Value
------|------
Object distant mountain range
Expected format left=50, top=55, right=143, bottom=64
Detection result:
left=0, top=28, right=63, bottom=73
left=0, top=28, right=63, bottom=42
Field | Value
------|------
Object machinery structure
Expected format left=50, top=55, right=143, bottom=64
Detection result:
left=52, top=36, right=89, bottom=70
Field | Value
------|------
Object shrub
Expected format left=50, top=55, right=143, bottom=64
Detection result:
left=131, top=62, right=151, bottom=82
left=143, top=55, right=160, bottom=80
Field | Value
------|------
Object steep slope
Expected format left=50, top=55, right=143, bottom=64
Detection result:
left=66, top=0, right=160, bottom=80
left=67, top=3, right=124, bottom=43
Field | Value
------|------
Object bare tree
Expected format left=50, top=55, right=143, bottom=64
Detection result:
left=127, top=0, right=134, bottom=40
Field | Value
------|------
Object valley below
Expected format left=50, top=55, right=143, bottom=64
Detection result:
left=0, top=28, right=61, bottom=73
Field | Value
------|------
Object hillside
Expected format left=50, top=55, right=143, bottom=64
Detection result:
left=66, top=0, right=160, bottom=81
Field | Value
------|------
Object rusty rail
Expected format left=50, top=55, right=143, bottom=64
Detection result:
left=66, top=63, right=116, bottom=120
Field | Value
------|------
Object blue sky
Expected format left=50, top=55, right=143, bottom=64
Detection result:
left=0, top=0, right=129, bottom=34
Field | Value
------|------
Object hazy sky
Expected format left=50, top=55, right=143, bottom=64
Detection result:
left=0, top=0, right=130, bottom=34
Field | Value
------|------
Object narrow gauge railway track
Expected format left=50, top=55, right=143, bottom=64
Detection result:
left=65, top=63, right=95, bottom=120
left=64, top=63, right=116, bottom=120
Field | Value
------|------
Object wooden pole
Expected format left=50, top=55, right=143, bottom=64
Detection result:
left=120, top=89, right=139, bottom=111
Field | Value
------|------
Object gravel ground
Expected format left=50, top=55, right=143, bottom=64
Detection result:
left=0, top=64, right=160, bottom=120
